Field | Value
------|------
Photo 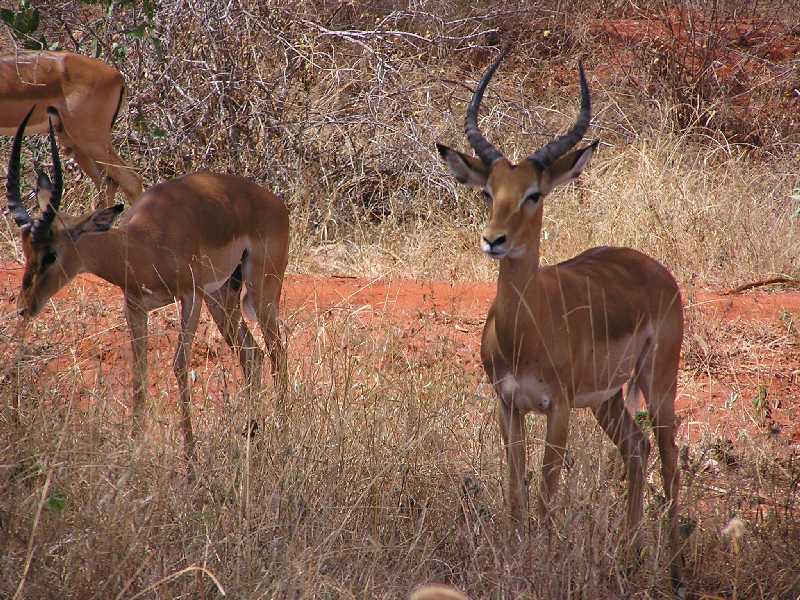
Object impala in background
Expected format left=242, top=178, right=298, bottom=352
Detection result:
left=437, top=53, right=685, bottom=592
left=7, top=107, right=288, bottom=465
left=1, top=51, right=143, bottom=206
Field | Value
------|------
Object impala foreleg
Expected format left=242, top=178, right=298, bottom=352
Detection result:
left=539, top=402, right=570, bottom=522
left=592, top=390, right=650, bottom=556
left=174, top=295, right=202, bottom=464
left=496, top=399, right=527, bottom=529
left=124, top=300, right=149, bottom=434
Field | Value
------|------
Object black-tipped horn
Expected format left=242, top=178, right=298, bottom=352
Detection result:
left=465, top=50, right=507, bottom=166
left=529, top=63, right=592, bottom=169
left=6, top=106, right=35, bottom=228
left=31, top=115, right=63, bottom=242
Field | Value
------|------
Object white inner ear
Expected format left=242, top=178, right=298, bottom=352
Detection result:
left=444, top=152, right=488, bottom=188
left=551, top=146, right=595, bottom=189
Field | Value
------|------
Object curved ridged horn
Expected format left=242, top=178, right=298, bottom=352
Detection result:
left=465, top=50, right=507, bottom=166
left=31, top=114, right=63, bottom=242
left=529, top=63, right=591, bottom=169
left=6, top=106, right=35, bottom=227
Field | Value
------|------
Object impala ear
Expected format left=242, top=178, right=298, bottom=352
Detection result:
left=68, top=204, right=124, bottom=239
left=436, top=143, right=490, bottom=188
left=543, top=141, right=598, bottom=191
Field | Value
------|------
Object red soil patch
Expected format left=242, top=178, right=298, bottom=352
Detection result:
left=2, top=261, right=799, bottom=449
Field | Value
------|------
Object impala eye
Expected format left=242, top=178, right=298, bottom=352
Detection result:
left=525, top=192, right=541, bottom=204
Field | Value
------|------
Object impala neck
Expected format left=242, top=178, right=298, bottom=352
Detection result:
left=76, top=229, right=135, bottom=289
left=495, top=215, right=543, bottom=316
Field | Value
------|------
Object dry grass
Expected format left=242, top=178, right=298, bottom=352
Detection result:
left=2, top=0, right=800, bottom=598
left=2, top=295, right=799, bottom=598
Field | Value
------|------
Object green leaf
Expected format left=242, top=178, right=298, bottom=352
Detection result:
left=126, top=23, right=147, bottom=39
left=151, top=127, right=167, bottom=139
left=45, top=491, right=66, bottom=513
left=143, top=0, right=156, bottom=20
left=23, top=6, right=39, bottom=34
left=752, top=385, right=768, bottom=412
left=0, top=8, right=15, bottom=27
left=634, top=409, right=652, bottom=429
left=150, top=34, right=163, bottom=60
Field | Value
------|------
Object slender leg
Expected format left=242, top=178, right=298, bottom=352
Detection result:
left=538, top=401, right=570, bottom=521
left=638, top=339, right=685, bottom=593
left=592, top=390, right=650, bottom=557
left=124, top=299, right=149, bottom=434
left=259, top=296, right=286, bottom=399
left=496, top=399, right=527, bottom=529
left=246, top=272, right=287, bottom=400
left=650, top=394, right=682, bottom=590
left=68, top=148, right=109, bottom=207
left=102, top=145, right=143, bottom=204
left=204, top=284, right=264, bottom=395
left=71, top=140, right=142, bottom=206
left=173, top=294, right=202, bottom=464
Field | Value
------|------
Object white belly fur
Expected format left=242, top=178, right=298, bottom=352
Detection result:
left=498, top=373, right=552, bottom=414
left=199, top=237, right=250, bottom=294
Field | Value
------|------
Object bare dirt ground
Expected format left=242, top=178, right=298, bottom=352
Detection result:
left=3, top=261, right=799, bottom=451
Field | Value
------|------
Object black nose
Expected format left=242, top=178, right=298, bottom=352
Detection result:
left=483, top=234, right=506, bottom=248
left=17, top=308, right=27, bottom=318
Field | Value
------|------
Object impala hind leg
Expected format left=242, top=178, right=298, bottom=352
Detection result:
left=55, top=119, right=141, bottom=205
left=243, top=266, right=287, bottom=400
left=101, top=144, right=143, bottom=204
left=174, top=294, right=202, bottom=465
left=65, top=147, right=108, bottom=206
left=638, top=342, right=684, bottom=593
left=204, top=279, right=265, bottom=402
left=592, top=390, right=650, bottom=559
left=496, top=399, right=527, bottom=530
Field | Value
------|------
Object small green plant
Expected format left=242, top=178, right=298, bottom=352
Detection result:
left=634, top=409, right=652, bottom=430
left=78, top=0, right=163, bottom=61
left=1, top=0, right=58, bottom=50
left=45, top=491, right=66, bottom=513
left=752, top=385, right=769, bottom=419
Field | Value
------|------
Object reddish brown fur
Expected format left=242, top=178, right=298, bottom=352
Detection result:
left=17, top=170, right=289, bottom=465
left=0, top=51, right=143, bottom=205
left=438, top=71, right=685, bottom=591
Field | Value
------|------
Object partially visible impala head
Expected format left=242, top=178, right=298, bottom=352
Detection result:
left=7, top=106, right=123, bottom=318
left=437, top=53, right=597, bottom=260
